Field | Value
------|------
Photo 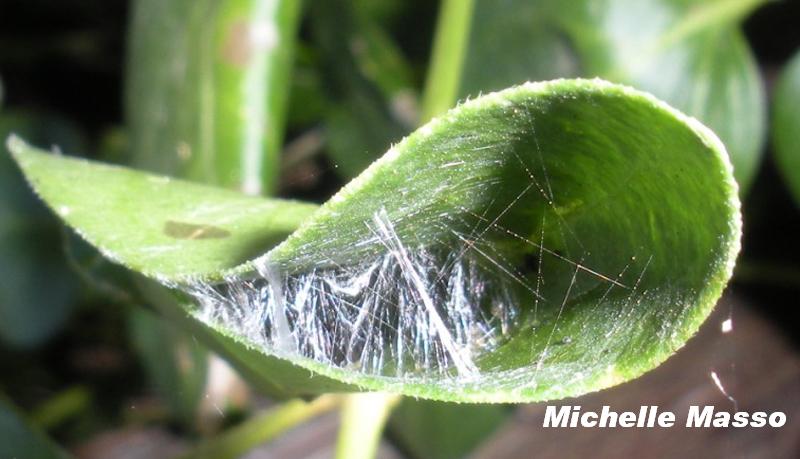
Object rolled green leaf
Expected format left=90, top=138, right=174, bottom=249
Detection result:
left=7, top=79, right=741, bottom=402
left=772, top=49, right=800, bottom=206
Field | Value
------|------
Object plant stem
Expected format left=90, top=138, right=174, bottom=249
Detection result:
left=177, top=395, right=340, bottom=459
left=658, top=0, right=767, bottom=50
left=331, top=3, right=476, bottom=454
left=126, top=0, right=302, bottom=195
left=335, top=393, right=401, bottom=459
left=419, top=0, right=476, bottom=123
left=30, top=386, right=91, bottom=431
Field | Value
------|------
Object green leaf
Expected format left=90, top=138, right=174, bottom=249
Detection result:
left=126, top=0, right=302, bottom=195
left=389, top=400, right=508, bottom=459
left=7, top=136, right=351, bottom=398
left=310, top=0, right=411, bottom=178
left=129, top=307, right=208, bottom=424
left=286, top=45, right=328, bottom=127
left=461, top=0, right=766, bottom=192
left=324, top=97, right=408, bottom=180
left=7, top=135, right=317, bottom=282
left=349, top=14, right=415, bottom=100
left=8, top=79, right=741, bottom=402
left=772, top=49, right=800, bottom=206
left=459, top=0, right=580, bottom=98
left=0, top=396, right=70, bottom=459
left=562, top=0, right=766, bottom=193
left=0, top=112, right=84, bottom=348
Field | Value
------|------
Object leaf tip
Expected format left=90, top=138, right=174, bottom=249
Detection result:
left=5, top=132, right=26, bottom=157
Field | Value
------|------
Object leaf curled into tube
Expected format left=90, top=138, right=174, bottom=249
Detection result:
left=8, top=79, right=740, bottom=402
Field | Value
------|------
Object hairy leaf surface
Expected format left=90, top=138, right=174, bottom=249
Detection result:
left=8, top=79, right=740, bottom=402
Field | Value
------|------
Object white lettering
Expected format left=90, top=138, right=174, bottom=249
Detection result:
left=619, top=411, right=636, bottom=427
left=543, top=406, right=571, bottom=427
left=569, top=406, right=581, bottom=427
left=751, top=412, right=767, bottom=427
left=769, top=412, right=787, bottom=427
left=541, top=405, right=783, bottom=429
left=599, top=405, right=617, bottom=427
left=687, top=405, right=714, bottom=427
left=712, top=411, right=731, bottom=427
left=581, top=411, right=598, bottom=428
left=732, top=411, right=749, bottom=427
left=658, top=411, right=675, bottom=427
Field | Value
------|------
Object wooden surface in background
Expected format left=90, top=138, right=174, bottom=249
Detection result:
left=473, top=295, right=800, bottom=459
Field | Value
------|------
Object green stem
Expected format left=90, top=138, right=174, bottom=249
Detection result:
left=126, top=0, right=302, bottom=195
left=332, top=4, right=475, bottom=453
left=334, top=393, right=400, bottom=459
left=177, top=395, right=340, bottom=459
left=419, top=0, right=476, bottom=123
left=657, top=0, right=767, bottom=50
left=29, top=386, right=91, bottom=431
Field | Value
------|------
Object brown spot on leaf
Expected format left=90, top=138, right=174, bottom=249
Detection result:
left=164, top=220, right=230, bottom=240
left=221, top=20, right=278, bottom=67
left=221, top=21, right=252, bottom=67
